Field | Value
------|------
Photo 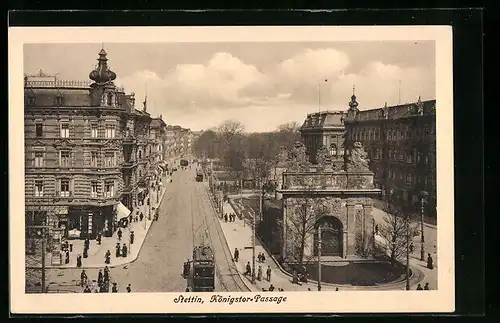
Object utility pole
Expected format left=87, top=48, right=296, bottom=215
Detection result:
left=41, top=228, right=46, bottom=293
left=251, top=209, right=256, bottom=284
left=317, top=225, right=322, bottom=291
left=420, top=191, right=428, bottom=261
left=406, top=215, right=411, bottom=290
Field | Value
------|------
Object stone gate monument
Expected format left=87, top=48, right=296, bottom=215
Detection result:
left=276, top=141, right=382, bottom=263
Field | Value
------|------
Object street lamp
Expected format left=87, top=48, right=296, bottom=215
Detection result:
left=405, top=215, right=411, bottom=290
left=317, top=225, right=322, bottom=291
left=420, top=191, right=429, bottom=261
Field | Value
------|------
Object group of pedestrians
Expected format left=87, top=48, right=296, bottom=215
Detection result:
left=80, top=267, right=132, bottom=293
left=224, top=212, right=237, bottom=223
left=75, top=237, right=93, bottom=268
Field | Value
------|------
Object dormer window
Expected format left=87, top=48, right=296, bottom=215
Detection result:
left=55, top=95, right=63, bottom=106
left=27, top=95, right=36, bottom=106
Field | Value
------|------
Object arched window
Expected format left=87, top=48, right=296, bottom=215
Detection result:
left=329, top=144, right=337, bottom=156
left=107, top=93, right=113, bottom=106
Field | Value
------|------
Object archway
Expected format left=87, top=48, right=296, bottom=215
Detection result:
left=314, top=216, right=343, bottom=257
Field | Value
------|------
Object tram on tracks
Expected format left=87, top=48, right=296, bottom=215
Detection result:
left=183, top=245, right=215, bottom=292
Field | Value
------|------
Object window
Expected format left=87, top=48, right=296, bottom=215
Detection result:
left=91, top=124, right=99, bottom=138
left=60, top=150, right=70, bottom=167
left=91, top=151, right=98, bottom=167
left=138, top=150, right=142, bottom=160
left=60, top=123, right=69, bottom=138
left=105, top=152, right=115, bottom=167
left=105, top=124, right=116, bottom=138
left=406, top=153, right=413, bottom=163
left=34, top=180, right=43, bottom=197
left=60, top=179, right=70, bottom=197
left=107, top=93, right=113, bottom=106
left=35, top=124, right=43, bottom=137
left=405, top=173, right=413, bottom=184
left=55, top=96, right=63, bottom=106
left=34, top=151, right=44, bottom=167
left=104, top=181, right=114, bottom=198
left=91, top=181, right=99, bottom=198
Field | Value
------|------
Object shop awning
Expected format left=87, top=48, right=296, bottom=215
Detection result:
left=116, top=202, right=131, bottom=221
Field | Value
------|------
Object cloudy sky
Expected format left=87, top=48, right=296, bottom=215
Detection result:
left=24, top=42, right=435, bottom=132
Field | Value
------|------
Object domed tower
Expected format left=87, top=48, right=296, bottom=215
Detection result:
left=346, top=85, right=359, bottom=122
left=89, top=48, right=118, bottom=107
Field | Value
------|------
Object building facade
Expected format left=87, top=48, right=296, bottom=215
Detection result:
left=299, top=92, right=437, bottom=219
left=165, top=125, right=192, bottom=166
left=299, top=110, right=347, bottom=168
left=24, top=49, right=154, bottom=240
left=344, top=95, right=437, bottom=217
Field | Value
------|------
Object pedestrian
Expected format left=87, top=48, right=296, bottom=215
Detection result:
left=80, top=270, right=88, bottom=287
left=245, top=262, right=251, bottom=276
left=83, top=286, right=92, bottom=293
left=268, top=284, right=275, bottom=291
left=105, top=250, right=111, bottom=264
left=97, top=269, right=103, bottom=287
left=139, top=212, right=144, bottom=222
left=257, top=265, right=262, bottom=281
left=224, top=213, right=228, bottom=223
left=261, top=253, right=266, bottom=262
left=266, top=265, right=272, bottom=282
left=115, top=243, right=121, bottom=258
left=409, top=242, right=414, bottom=253
left=375, top=224, right=379, bottom=235
left=424, top=282, right=430, bottom=290
left=427, top=253, right=434, bottom=270
left=103, top=266, right=110, bottom=283
left=308, top=288, right=311, bottom=291
left=117, top=228, right=122, bottom=241
left=130, top=231, right=135, bottom=244
left=122, top=243, right=128, bottom=257
left=96, top=232, right=102, bottom=245
left=416, top=284, right=423, bottom=290
left=77, top=254, right=82, bottom=268
left=335, top=287, right=339, bottom=291
left=84, top=237, right=90, bottom=250
left=233, top=248, right=239, bottom=262
left=65, top=250, right=70, bottom=264
left=126, top=284, right=131, bottom=293
left=112, top=283, right=118, bottom=293
left=83, top=246, right=88, bottom=259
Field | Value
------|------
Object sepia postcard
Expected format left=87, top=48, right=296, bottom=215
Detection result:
left=9, top=26, right=454, bottom=314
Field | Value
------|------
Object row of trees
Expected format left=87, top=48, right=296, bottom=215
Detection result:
left=192, top=119, right=302, bottom=184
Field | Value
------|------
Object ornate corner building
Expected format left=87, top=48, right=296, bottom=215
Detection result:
left=24, top=49, right=164, bottom=240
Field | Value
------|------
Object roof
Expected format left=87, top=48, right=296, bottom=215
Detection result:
left=300, top=110, right=346, bottom=131
left=150, top=118, right=166, bottom=128
left=348, top=99, right=436, bottom=122
left=193, top=246, right=214, bottom=262
left=24, top=87, right=93, bottom=107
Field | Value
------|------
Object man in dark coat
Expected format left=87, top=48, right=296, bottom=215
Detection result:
left=77, top=255, right=82, bottom=268
left=233, top=248, right=239, bottom=262
left=112, top=283, right=119, bottom=293
left=424, top=282, right=430, bottom=290
left=427, top=253, right=434, bottom=270
left=83, top=286, right=92, bottom=293
left=122, top=244, right=128, bottom=257
left=416, top=284, right=423, bottom=290
left=266, top=265, right=272, bottom=282
left=126, top=284, right=132, bottom=293
left=130, top=231, right=135, bottom=244
left=65, top=250, right=70, bottom=264
left=245, top=262, right=252, bottom=276
left=117, top=228, right=123, bottom=241
left=105, top=250, right=111, bottom=264
left=103, top=266, right=110, bottom=283
left=80, top=270, right=88, bottom=287
left=97, top=269, right=103, bottom=287
left=115, top=243, right=121, bottom=258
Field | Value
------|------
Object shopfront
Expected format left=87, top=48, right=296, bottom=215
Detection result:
left=67, top=205, right=115, bottom=239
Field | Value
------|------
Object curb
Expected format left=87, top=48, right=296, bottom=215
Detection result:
left=46, top=183, right=169, bottom=270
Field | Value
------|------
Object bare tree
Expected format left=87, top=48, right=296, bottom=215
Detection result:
left=377, top=198, right=418, bottom=265
left=217, top=119, right=245, bottom=146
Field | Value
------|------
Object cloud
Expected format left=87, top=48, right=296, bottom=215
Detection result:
left=115, top=48, right=434, bottom=130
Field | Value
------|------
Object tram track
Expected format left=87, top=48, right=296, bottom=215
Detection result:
left=191, top=180, right=250, bottom=292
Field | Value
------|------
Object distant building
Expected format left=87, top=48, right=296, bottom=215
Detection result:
left=24, top=49, right=154, bottom=241
left=299, top=91, right=437, bottom=218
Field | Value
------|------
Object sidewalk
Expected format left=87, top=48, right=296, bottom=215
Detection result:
left=218, top=200, right=433, bottom=291
left=45, top=175, right=170, bottom=269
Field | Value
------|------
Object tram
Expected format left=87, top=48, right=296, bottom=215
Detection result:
left=183, top=245, right=215, bottom=292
